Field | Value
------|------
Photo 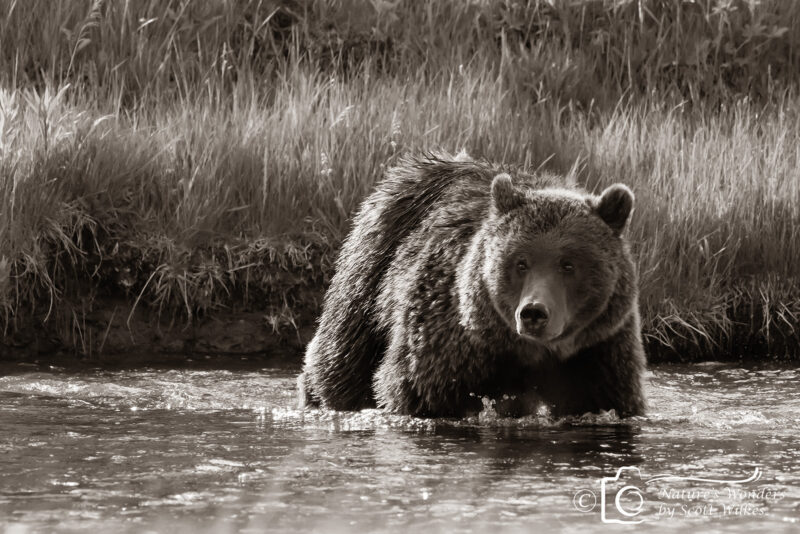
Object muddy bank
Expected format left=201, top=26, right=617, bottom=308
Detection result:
left=1, top=235, right=798, bottom=365
left=0, top=297, right=318, bottom=366
left=2, top=289, right=798, bottom=366
left=0, top=235, right=329, bottom=366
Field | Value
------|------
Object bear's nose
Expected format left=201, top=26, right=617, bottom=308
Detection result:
left=519, top=302, right=549, bottom=334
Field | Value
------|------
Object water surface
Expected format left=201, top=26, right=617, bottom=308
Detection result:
left=1, top=361, right=799, bottom=532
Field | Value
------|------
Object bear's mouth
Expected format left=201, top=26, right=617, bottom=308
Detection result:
left=515, top=328, right=564, bottom=344
left=514, top=310, right=567, bottom=343
left=514, top=320, right=576, bottom=352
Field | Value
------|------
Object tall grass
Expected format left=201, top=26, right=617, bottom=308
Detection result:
left=1, top=0, right=799, bottom=359
left=3, top=0, right=799, bottom=104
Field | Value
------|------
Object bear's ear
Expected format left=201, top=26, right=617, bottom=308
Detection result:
left=594, top=183, right=634, bottom=235
left=491, top=173, right=525, bottom=214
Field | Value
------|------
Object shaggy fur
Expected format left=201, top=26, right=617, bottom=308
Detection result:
left=298, top=152, right=646, bottom=418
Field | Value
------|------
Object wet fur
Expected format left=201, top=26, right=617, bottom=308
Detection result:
left=299, top=152, right=646, bottom=417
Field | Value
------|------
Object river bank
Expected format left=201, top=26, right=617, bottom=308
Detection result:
left=2, top=237, right=798, bottom=365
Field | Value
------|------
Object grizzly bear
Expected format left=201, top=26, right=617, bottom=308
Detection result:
left=298, top=152, right=646, bottom=418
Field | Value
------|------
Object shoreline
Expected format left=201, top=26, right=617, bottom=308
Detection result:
left=2, top=254, right=797, bottom=365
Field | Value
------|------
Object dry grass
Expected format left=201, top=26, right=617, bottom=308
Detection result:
left=1, top=0, right=799, bottom=359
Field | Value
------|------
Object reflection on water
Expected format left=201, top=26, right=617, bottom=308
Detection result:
left=0, top=362, right=799, bottom=532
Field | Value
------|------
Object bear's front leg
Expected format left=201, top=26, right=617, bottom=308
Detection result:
left=372, top=322, right=430, bottom=415
left=373, top=323, right=489, bottom=417
left=539, top=315, right=647, bottom=418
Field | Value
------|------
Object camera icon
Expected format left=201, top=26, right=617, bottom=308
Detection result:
left=599, top=466, right=647, bottom=524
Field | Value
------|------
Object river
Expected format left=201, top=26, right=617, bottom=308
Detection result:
left=1, top=361, right=798, bottom=532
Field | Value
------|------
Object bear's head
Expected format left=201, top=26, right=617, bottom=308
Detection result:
left=483, top=172, right=635, bottom=351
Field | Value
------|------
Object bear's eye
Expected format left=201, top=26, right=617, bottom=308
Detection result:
left=560, top=260, right=575, bottom=273
left=516, top=259, right=528, bottom=272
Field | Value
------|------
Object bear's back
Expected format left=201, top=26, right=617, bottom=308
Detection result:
left=369, top=153, right=563, bottom=243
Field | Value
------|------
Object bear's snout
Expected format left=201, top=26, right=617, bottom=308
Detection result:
left=518, top=302, right=550, bottom=336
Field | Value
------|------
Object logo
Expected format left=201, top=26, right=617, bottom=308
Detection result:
left=572, top=466, right=781, bottom=524
left=599, top=466, right=647, bottom=523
